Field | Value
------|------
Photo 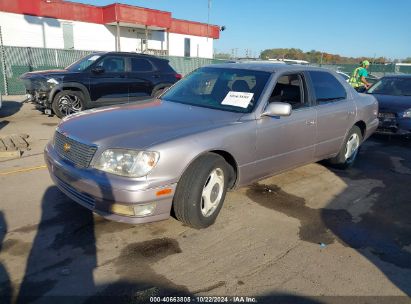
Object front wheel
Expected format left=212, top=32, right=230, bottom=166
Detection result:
left=173, top=153, right=229, bottom=229
left=52, top=90, right=85, bottom=118
left=329, top=125, right=362, bottom=169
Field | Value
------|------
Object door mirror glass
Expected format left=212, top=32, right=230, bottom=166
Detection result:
left=92, top=66, right=105, bottom=74
left=262, top=102, right=292, bottom=117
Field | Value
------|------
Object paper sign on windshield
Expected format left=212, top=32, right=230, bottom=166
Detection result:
left=221, top=91, right=254, bottom=108
left=88, top=55, right=101, bottom=61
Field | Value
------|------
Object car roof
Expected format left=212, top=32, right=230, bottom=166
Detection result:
left=381, top=74, right=411, bottom=79
left=204, top=62, right=331, bottom=73
left=93, top=51, right=166, bottom=60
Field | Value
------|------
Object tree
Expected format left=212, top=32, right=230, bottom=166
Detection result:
left=259, top=48, right=387, bottom=64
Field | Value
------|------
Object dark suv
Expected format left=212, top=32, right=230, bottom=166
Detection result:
left=20, top=52, right=182, bottom=118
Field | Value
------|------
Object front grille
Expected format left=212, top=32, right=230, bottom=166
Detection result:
left=56, top=176, right=96, bottom=208
left=378, top=112, right=396, bottom=119
left=54, top=131, right=97, bottom=168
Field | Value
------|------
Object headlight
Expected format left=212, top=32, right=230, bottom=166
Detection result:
left=402, top=109, right=411, bottom=118
left=47, top=78, right=59, bottom=85
left=93, top=149, right=159, bottom=177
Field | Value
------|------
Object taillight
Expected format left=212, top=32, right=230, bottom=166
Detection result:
left=175, top=73, right=183, bottom=80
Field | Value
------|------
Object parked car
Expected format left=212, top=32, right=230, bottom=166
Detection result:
left=367, top=74, right=411, bottom=136
left=45, top=63, right=379, bottom=228
left=20, top=52, right=181, bottom=118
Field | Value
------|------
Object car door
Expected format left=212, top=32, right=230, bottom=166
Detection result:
left=254, top=73, right=317, bottom=179
left=307, top=71, right=356, bottom=159
left=127, top=57, right=155, bottom=101
left=88, top=55, right=128, bottom=106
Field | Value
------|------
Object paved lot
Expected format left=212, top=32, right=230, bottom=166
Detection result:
left=0, top=96, right=410, bottom=303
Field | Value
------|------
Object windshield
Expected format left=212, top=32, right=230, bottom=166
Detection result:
left=368, top=77, right=411, bottom=96
left=161, top=67, right=271, bottom=113
left=66, top=54, right=102, bottom=72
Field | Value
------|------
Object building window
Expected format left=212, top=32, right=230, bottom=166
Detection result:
left=62, top=23, right=74, bottom=50
left=184, top=38, right=191, bottom=57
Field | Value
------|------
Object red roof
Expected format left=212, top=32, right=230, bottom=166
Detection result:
left=0, top=0, right=220, bottom=39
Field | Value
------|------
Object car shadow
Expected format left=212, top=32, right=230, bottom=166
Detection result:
left=17, top=171, right=188, bottom=302
left=0, top=211, right=12, bottom=304
left=245, top=136, right=411, bottom=296
left=324, top=137, right=411, bottom=295
left=0, top=100, right=24, bottom=119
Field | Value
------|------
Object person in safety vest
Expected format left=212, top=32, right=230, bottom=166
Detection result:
left=349, top=60, right=371, bottom=91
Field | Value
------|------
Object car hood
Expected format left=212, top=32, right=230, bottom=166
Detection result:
left=20, top=69, right=73, bottom=79
left=371, top=94, right=411, bottom=113
left=57, top=99, right=245, bottom=149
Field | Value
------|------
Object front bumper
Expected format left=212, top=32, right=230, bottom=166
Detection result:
left=376, top=113, right=411, bottom=136
left=44, top=143, right=176, bottom=224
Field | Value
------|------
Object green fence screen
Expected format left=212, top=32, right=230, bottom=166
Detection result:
left=0, top=46, right=226, bottom=95
left=1, top=45, right=410, bottom=95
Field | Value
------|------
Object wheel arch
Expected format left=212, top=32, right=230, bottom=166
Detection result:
left=49, top=82, right=91, bottom=108
left=178, top=149, right=239, bottom=190
left=354, top=120, right=366, bottom=138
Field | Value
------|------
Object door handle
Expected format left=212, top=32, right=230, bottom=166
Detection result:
left=348, top=110, right=355, bottom=116
left=152, top=75, right=160, bottom=79
left=305, top=120, right=316, bottom=126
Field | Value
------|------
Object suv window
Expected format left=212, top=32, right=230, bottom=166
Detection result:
left=269, top=74, right=307, bottom=109
left=131, top=58, right=154, bottom=72
left=97, top=56, right=125, bottom=73
left=309, top=71, right=346, bottom=104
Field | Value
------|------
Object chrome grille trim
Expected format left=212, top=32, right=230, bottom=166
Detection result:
left=54, top=131, right=97, bottom=168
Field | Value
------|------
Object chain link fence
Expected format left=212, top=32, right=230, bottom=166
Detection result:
left=0, top=45, right=226, bottom=95
left=1, top=44, right=411, bottom=96
left=316, top=63, right=411, bottom=78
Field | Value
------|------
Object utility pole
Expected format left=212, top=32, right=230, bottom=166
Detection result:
left=207, top=0, right=211, bottom=42
left=0, top=26, right=8, bottom=95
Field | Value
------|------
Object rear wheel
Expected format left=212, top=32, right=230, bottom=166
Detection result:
left=173, top=153, right=229, bottom=229
left=52, top=90, right=85, bottom=118
left=329, top=125, right=362, bottom=169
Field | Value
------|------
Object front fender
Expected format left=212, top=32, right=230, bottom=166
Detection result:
left=48, top=82, right=91, bottom=108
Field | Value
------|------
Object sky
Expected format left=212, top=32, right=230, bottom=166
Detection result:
left=70, top=0, right=411, bottom=60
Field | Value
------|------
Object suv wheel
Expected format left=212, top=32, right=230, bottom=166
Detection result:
left=173, top=153, right=229, bottom=229
left=52, top=90, right=85, bottom=118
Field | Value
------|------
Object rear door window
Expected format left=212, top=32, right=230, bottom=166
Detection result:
left=130, top=58, right=154, bottom=72
left=309, top=71, right=347, bottom=104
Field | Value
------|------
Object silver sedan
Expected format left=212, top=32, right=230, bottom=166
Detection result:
left=45, top=63, right=379, bottom=228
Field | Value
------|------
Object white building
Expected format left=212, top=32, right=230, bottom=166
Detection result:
left=0, top=0, right=220, bottom=58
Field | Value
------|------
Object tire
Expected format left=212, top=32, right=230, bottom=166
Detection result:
left=329, top=125, right=362, bottom=169
left=52, top=90, right=85, bottom=118
left=173, top=153, right=229, bottom=229
left=152, top=87, right=170, bottom=98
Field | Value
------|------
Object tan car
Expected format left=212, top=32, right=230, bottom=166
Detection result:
left=45, top=63, right=379, bottom=228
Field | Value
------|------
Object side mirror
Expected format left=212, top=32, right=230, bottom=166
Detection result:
left=261, top=102, right=292, bottom=117
left=92, top=66, right=105, bottom=74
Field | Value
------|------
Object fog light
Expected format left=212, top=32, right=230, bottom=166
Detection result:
left=110, top=204, right=135, bottom=216
left=133, top=202, right=156, bottom=217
